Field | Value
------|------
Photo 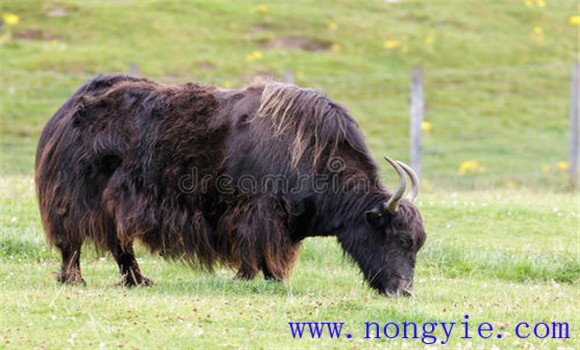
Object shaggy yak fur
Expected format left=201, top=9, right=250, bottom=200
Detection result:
left=35, top=74, right=426, bottom=295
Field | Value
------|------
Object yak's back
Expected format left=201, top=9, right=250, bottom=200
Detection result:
left=37, top=74, right=221, bottom=170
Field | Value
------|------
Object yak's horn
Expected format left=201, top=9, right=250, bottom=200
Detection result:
left=384, top=156, right=407, bottom=214
left=396, top=161, right=419, bottom=202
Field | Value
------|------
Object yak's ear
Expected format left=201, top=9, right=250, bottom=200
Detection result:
left=365, top=209, right=384, bottom=227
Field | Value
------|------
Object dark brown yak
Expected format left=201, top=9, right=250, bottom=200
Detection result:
left=35, top=74, right=426, bottom=296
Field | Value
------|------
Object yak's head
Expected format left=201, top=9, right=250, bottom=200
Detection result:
left=338, top=157, right=426, bottom=297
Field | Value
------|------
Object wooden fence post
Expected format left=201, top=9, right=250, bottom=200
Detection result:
left=570, top=62, right=579, bottom=188
left=283, top=70, right=294, bottom=84
left=410, top=66, right=424, bottom=178
left=129, top=63, right=139, bottom=77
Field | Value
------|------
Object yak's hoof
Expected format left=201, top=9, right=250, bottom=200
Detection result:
left=57, top=271, right=86, bottom=286
left=235, top=271, right=258, bottom=280
left=116, top=273, right=154, bottom=288
left=264, top=275, right=283, bottom=283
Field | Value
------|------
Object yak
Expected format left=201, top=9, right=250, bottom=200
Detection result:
left=35, top=74, right=426, bottom=296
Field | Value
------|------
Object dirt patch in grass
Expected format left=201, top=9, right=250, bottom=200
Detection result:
left=261, top=37, right=332, bottom=52
left=245, top=23, right=272, bottom=38
left=46, top=7, right=69, bottom=18
left=14, top=29, right=60, bottom=42
left=196, top=61, right=215, bottom=70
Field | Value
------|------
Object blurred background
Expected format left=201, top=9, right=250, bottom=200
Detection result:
left=1, top=0, right=578, bottom=191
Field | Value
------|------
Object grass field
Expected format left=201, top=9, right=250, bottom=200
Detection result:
left=1, top=1, right=579, bottom=349
left=1, top=176, right=578, bottom=349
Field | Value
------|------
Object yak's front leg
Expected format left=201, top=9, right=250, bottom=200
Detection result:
left=112, top=244, right=153, bottom=287
left=226, top=197, right=299, bottom=282
left=235, top=265, right=260, bottom=280
left=262, top=263, right=281, bottom=281
left=262, top=241, right=302, bottom=282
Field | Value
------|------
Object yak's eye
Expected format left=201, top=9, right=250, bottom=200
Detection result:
left=398, top=235, right=413, bottom=250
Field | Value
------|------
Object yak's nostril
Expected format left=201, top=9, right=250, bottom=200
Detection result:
left=383, top=288, right=413, bottom=298
left=399, top=279, right=414, bottom=297
left=381, top=277, right=414, bottom=297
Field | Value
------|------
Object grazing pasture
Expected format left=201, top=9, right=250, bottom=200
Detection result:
left=1, top=1, right=578, bottom=349
left=1, top=177, right=578, bottom=349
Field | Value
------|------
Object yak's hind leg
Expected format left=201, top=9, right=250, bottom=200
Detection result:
left=110, top=242, right=153, bottom=287
left=56, top=241, right=85, bottom=285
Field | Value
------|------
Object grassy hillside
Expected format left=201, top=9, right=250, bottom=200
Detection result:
left=2, top=1, right=577, bottom=74
left=1, top=0, right=579, bottom=188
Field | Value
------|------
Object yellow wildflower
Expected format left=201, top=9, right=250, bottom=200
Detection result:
left=256, top=5, right=269, bottom=14
left=223, top=81, right=233, bottom=89
left=506, top=179, right=517, bottom=189
left=457, top=161, right=483, bottom=176
left=557, top=161, right=568, bottom=171
left=421, top=121, right=433, bottom=133
left=383, top=40, right=400, bottom=50
left=2, top=13, right=19, bottom=26
left=542, top=165, right=551, bottom=173
left=524, top=1, right=546, bottom=8
left=328, top=22, right=338, bottom=32
left=296, top=71, right=305, bottom=79
left=331, top=43, right=341, bottom=52
left=425, top=35, right=434, bottom=45
left=531, top=26, right=544, bottom=44
left=569, top=16, right=580, bottom=26
left=245, top=50, right=263, bottom=62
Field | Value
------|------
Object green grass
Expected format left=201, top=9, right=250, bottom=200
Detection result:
left=1, top=0, right=578, bottom=188
left=0, top=1, right=579, bottom=349
left=1, top=175, right=578, bottom=349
